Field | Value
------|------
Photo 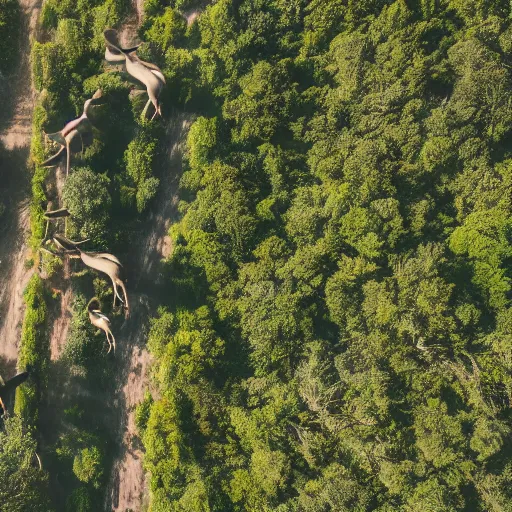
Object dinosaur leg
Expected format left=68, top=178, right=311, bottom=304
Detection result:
left=107, top=329, right=116, bottom=354
left=66, top=142, right=71, bottom=176
left=141, top=98, right=152, bottom=120
left=116, top=278, right=129, bottom=315
left=106, top=332, right=112, bottom=354
left=112, top=279, right=124, bottom=308
left=0, top=396, right=6, bottom=416
left=112, top=280, right=117, bottom=308
left=150, top=102, right=158, bottom=121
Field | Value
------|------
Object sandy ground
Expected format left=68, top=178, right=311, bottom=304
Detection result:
left=0, top=0, right=42, bottom=374
left=46, top=158, right=73, bottom=362
left=119, top=0, right=144, bottom=48
left=48, top=285, right=73, bottom=361
left=108, top=112, right=193, bottom=512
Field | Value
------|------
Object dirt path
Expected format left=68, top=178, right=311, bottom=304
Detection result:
left=108, top=112, right=193, bottom=512
left=119, top=0, right=144, bottom=47
left=0, top=0, right=43, bottom=374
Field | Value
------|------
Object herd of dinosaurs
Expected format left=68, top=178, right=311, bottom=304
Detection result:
left=1, top=29, right=165, bottom=419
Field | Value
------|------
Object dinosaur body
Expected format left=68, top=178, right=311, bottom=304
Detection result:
left=104, top=29, right=165, bottom=120
left=41, top=89, right=103, bottom=175
left=52, top=235, right=129, bottom=316
left=87, top=298, right=116, bottom=353
left=79, top=251, right=129, bottom=312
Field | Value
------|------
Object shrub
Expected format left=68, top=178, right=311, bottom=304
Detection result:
left=73, top=446, right=104, bottom=488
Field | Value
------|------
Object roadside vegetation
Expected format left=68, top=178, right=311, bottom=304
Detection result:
left=0, top=415, right=52, bottom=511
left=0, top=0, right=20, bottom=76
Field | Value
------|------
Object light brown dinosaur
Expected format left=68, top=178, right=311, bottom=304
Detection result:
left=41, top=89, right=103, bottom=175
left=53, top=235, right=129, bottom=316
left=87, top=298, right=116, bottom=353
left=104, top=29, right=165, bottom=120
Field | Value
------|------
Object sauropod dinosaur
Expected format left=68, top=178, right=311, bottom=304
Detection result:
left=0, top=372, right=29, bottom=417
left=104, top=29, right=165, bottom=120
left=87, top=298, right=116, bottom=353
left=53, top=235, right=129, bottom=316
left=43, top=207, right=70, bottom=239
left=41, top=89, right=103, bottom=175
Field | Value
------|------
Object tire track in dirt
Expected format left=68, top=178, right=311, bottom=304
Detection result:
left=0, top=0, right=43, bottom=373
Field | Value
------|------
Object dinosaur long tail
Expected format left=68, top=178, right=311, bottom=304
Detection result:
left=41, top=146, right=66, bottom=167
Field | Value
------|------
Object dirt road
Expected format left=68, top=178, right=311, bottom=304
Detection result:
left=0, top=0, right=42, bottom=373
left=108, top=112, right=193, bottom=512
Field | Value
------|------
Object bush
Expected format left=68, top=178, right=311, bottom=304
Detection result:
left=73, top=446, right=104, bottom=488
left=62, top=167, right=112, bottom=245
left=66, top=487, right=93, bottom=512
left=31, top=42, right=69, bottom=93
left=123, top=126, right=160, bottom=213
left=15, top=275, right=49, bottom=427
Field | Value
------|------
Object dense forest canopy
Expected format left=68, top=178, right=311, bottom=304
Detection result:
left=139, top=0, right=512, bottom=510
left=3, top=0, right=512, bottom=509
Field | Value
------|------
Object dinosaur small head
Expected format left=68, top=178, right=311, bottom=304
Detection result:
left=87, top=297, right=102, bottom=313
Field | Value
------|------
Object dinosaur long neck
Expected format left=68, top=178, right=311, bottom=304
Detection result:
left=62, top=114, right=86, bottom=137
left=80, top=252, right=119, bottom=277
left=80, top=252, right=105, bottom=273
left=125, top=57, right=161, bottom=99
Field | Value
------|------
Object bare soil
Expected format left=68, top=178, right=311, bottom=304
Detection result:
left=45, top=159, right=73, bottom=362
left=0, top=0, right=43, bottom=375
left=49, top=285, right=73, bottom=361
left=119, top=0, right=144, bottom=48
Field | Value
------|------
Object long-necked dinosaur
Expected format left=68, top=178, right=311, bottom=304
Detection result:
left=41, top=89, right=103, bottom=175
left=0, top=372, right=29, bottom=417
left=87, top=298, right=116, bottom=353
left=104, top=29, right=165, bottom=120
left=53, top=235, right=129, bottom=316
left=43, top=207, right=70, bottom=239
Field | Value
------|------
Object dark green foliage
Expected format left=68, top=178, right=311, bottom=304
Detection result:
left=0, top=0, right=19, bottom=74
left=63, top=167, right=112, bottom=246
left=72, top=446, right=104, bottom=488
left=65, top=487, right=92, bottom=512
left=15, top=275, right=49, bottom=428
left=123, top=124, right=160, bottom=212
left=0, top=417, right=53, bottom=511
left=62, top=294, right=104, bottom=367
left=139, top=1, right=512, bottom=511
left=144, top=7, right=187, bottom=52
